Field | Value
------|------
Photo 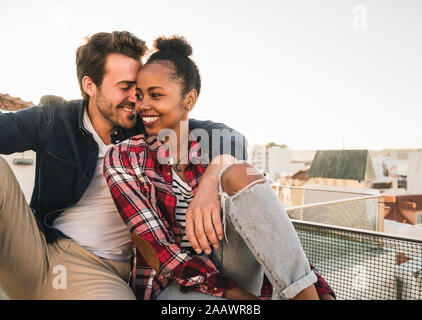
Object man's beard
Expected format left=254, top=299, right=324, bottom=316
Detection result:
left=95, top=93, right=136, bottom=130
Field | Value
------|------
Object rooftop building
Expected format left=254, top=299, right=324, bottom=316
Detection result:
left=0, top=93, right=34, bottom=112
left=249, top=143, right=305, bottom=180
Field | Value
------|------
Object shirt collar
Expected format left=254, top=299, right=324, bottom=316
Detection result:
left=78, top=100, right=91, bottom=136
left=82, top=106, right=112, bottom=157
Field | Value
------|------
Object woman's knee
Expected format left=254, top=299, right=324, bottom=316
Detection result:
left=221, top=162, right=265, bottom=196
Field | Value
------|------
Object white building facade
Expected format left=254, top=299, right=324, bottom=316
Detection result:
left=249, top=143, right=304, bottom=179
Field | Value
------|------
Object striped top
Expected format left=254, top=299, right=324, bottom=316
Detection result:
left=171, top=168, right=194, bottom=248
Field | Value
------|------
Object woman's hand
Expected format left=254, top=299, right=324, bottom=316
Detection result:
left=185, top=155, right=236, bottom=254
left=185, top=172, right=222, bottom=255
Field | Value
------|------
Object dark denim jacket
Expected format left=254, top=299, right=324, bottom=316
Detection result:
left=0, top=95, right=247, bottom=243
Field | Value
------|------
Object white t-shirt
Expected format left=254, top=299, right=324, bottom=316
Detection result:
left=53, top=109, right=132, bottom=262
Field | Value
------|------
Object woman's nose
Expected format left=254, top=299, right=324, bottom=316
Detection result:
left=135, top=99, right=152, bottom=113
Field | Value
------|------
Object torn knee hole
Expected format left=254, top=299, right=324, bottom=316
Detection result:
left=221, top=163, right=265, bottom=196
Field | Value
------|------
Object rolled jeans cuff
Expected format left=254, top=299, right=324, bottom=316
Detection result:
left=218, top=161, right=317, bottom=300
left=278, top=269, right=317, bottom=300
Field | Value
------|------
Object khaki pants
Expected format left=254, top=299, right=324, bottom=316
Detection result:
left=0, top=156, right=136, bottom=300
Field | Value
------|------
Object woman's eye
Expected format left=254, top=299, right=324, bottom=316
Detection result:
left=151, top=93, right=162, bottom=99
left=135, top=93, right=143, bottom=100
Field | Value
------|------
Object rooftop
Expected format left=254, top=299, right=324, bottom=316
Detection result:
left=309, top=149, right=376, bottom=181
left=0, top=93, right=34, bottom=112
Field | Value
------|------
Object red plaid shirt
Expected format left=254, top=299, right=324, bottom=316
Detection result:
left=104, top=134, right=335, bottom=300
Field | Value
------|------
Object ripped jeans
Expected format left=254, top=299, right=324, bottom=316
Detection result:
left=157, top=161, right=317, bottom=300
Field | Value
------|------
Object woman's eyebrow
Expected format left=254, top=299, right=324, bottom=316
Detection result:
left=148, top=86, right=164, bottom=91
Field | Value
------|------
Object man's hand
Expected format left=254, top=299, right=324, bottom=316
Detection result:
left=185, top=155, right=236, bottom=254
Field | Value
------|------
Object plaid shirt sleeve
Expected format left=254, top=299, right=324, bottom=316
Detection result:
left=259, top=264, right=336, bottom=299
left=104, top=145, right=238, bottom=297
left=310, top=264, right=336, bottom=299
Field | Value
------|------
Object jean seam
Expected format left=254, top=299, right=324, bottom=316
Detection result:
left=226, top=209, right=283, bottom=296
left=220, top=181, right=314, bottom=300
left=218, top=162, right=277, bottom=290
left=218, top=162, right=314, bottom=299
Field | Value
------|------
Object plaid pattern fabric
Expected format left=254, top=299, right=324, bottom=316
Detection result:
left=310, top=264, right=336, bottom=299
left=104, top=134, right=236, bottom=300
left=104, top=133, right=335, bottom=300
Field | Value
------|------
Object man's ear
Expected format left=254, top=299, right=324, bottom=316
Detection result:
left=82, top=76, right=97, bottom=99
left=184, top=89, right=197, bottom=111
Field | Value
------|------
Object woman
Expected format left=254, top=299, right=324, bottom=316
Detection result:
left=103, top=36, right=335, bottom=300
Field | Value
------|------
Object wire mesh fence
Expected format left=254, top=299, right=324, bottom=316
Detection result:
left=272, top=184, right=375, bottom=207
left=293, top=220, right=422, bottom=300
left=272, top=184, right=382, bottom=231
left=286, top=196, right=380, bottom=231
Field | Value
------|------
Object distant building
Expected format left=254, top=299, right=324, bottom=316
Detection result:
left=307, top=149, right=377, bottom=188
left=249, top=144, right=267, bottom=172
left=290, top=150, right=316, bottom=163
left=370, top=149, right=413, bottom=161
left=249, top=143, right=305, bottom=179
left=0, top=93, right=34, bottom=112
left=407, top=151, right=422, bottom=194
left=384, top=194, right=422, bottom=226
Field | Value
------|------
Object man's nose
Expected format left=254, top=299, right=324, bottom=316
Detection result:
left=128, top=87, right=137, bottom=104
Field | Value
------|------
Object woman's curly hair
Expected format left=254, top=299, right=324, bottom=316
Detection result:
left=146, top=35, right=201, bottom=97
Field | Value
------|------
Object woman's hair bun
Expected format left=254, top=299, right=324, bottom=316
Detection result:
left=153, top=35, right=192, bottom=57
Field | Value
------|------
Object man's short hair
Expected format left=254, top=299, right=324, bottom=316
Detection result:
left=76, top=31, right=148, bottom=101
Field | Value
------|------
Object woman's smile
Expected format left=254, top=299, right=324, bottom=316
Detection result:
left=142, top=115, right=161, bottom=127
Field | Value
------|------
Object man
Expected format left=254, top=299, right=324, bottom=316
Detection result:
left=0, top=31, right=245, bottom=299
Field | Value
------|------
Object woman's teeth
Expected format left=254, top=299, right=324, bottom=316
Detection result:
left=143, top=116, right=160, bottom=123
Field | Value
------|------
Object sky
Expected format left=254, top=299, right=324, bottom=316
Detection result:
left=1, top=0, right=421, bottom=150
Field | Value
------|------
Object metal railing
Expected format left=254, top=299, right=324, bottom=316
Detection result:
left=272, top=184, right=377, bottom=208
left=293, top=220, right=422, bottom=300
left=273, top=184, right=383, bottom=232
left=285, top=195, right=381, bottom=231
left=271, top=185, right=422, bottom=299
